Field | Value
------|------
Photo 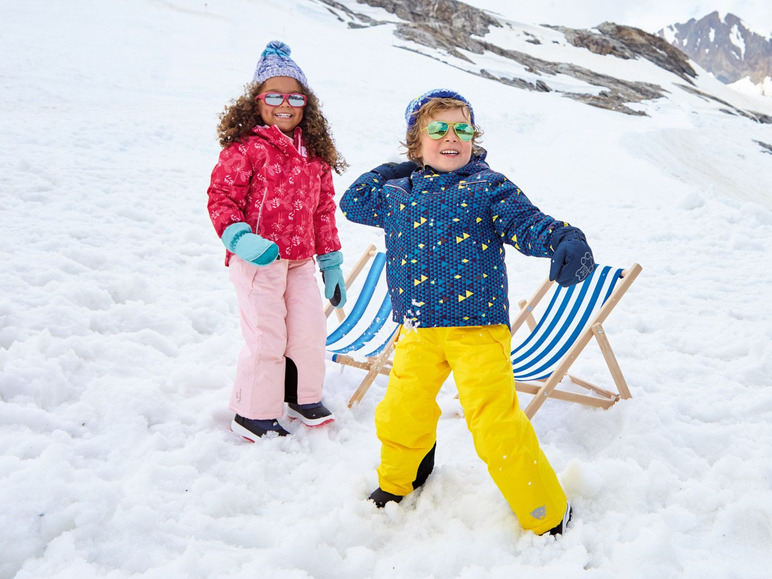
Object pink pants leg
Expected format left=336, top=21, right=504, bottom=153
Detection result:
left=228, top=256, right=327, bottom=419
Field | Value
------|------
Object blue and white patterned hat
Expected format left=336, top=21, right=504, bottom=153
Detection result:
left=404, top=88, right=476, bottom=130
left=253, top=40, right=308, bottom=86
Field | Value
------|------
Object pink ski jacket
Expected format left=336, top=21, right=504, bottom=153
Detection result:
left=207, top=124, right=341, bottom=264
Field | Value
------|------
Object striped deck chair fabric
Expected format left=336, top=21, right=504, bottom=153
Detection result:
left=324, top=245, right=401, bottom=407
left=510, top=262, right=642, bottom=418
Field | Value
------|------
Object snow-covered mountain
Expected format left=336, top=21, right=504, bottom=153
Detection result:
left=325, top=0, right=772, bottom=121
left=2, top=0, right=771, bottom=577
left=657, top=11, right=772, bottom=92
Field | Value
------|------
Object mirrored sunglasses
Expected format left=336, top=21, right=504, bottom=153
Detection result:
left=256, top=92, right=307, bottom=108
left=424, top=121, right=475, bottom=142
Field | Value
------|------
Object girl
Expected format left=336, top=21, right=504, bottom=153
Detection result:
left=207, top=41, right=347, bottom=440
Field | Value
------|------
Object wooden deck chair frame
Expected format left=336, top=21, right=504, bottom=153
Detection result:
left=324, top=244, right=401, bottom=408
left=509, top=263, right=642, bottom=419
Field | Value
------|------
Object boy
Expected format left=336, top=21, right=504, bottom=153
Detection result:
left=340, top=89, right=593, bottom=535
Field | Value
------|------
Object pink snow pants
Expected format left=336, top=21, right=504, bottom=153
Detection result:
left=228, top=256, right=327, bottom=419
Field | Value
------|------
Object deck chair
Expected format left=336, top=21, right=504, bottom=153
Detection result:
left=324, top=245, right=401, bottom=407
left=510, top=262, right=642, bottom=419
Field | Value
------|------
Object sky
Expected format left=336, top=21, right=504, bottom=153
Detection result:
left=464, top=0, right=772, bottom=34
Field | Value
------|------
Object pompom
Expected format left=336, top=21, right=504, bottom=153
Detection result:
left=261, top=40, right=291, bottom=58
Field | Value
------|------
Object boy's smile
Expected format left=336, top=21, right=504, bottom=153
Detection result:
left=257, top=76, right=304, bottom=137
left=419, top=108, right=473, bottom=173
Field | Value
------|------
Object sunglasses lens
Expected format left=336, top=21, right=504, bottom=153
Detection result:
left=454, top=123, right=475, bottom=141
left=287, top=94, right=306, bottom=107
left=263, top=93, right=284, bottom=106
left=425, top=121, right=474, bottom=141
left=426, top=121, right=449, bottom=139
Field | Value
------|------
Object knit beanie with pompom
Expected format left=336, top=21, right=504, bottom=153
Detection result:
left=253, top=40, right=308, bottom=86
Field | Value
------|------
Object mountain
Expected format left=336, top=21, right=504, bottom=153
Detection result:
left=322, top=0, right=771, bottom=122
left=657, top=11, right=772, bottom=88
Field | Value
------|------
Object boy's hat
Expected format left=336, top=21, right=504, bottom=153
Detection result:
left=253, top=40, right=308, bottom=86
left=404, top=88, right=475, bottom=130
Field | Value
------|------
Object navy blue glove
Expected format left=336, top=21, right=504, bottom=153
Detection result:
left=371, top=161, right=417, bottom=181
left=221, top=223, right=279, bottom=266
left=317, top=251, right=347, bottom=308
left=549, top=226, right=595, bottom=287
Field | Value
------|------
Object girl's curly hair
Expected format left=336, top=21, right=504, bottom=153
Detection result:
left=216, top=82, right=348, bottom=174
left=402, top=98, right=483, bottom=164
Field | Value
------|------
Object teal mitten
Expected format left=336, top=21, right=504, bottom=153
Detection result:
left=317, top=251, right=347, bottom=308
left=221, top=223, right=279, bottom=266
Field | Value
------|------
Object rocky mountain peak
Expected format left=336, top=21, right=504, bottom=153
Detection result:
left=657, top=11, right=772, bottom=84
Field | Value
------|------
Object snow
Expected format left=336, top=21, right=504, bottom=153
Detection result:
left=2, top=0, right=772, bottom=577
left=730, top=76, right=762, bottom=94
left=729, top=24, right=746, bottom=58
left=729, top=76, right=772, bottom=97
left=661, top=25, right=677, bottom=44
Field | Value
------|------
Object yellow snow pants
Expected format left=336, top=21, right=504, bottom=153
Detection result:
left=375, top=324, right=567, bottom=534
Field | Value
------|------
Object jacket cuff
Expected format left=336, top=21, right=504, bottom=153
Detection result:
left=317, top=250, right=343, bottom=270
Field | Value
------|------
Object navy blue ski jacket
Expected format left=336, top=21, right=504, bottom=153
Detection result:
left=340, top=151, right=569, bottom=328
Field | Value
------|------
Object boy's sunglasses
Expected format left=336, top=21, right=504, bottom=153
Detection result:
left=424, top=121, right=475, bottom=142
left=256, top=92, right=307, bottom=108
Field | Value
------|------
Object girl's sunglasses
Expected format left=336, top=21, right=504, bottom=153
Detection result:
left=424, top=121, right=475, bottom=142
left=256, top=92, right=307, bottom=108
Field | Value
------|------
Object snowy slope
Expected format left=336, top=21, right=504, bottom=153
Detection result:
left=1, top=0, right=771, bottom=577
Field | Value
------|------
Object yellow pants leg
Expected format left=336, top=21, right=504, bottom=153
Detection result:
left=446, top=325, right=567, bottom=534
left=375, top=327, right=449, bottom=496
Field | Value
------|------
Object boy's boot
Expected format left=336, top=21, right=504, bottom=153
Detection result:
left=543, top=503, right=572, bottom=536
left=368, top=488, right=403, bottom=508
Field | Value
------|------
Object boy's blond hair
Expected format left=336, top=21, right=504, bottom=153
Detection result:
left=402, top=98, right=483, bottom=164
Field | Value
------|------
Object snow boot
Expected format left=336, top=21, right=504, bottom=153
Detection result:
left=286, top=401, right=334, bottom=427
left=369, top=487, right=404, bottom=508
left=543, top=503, right=572, bottom=536
left=231, top=414, right=289, bottom=442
